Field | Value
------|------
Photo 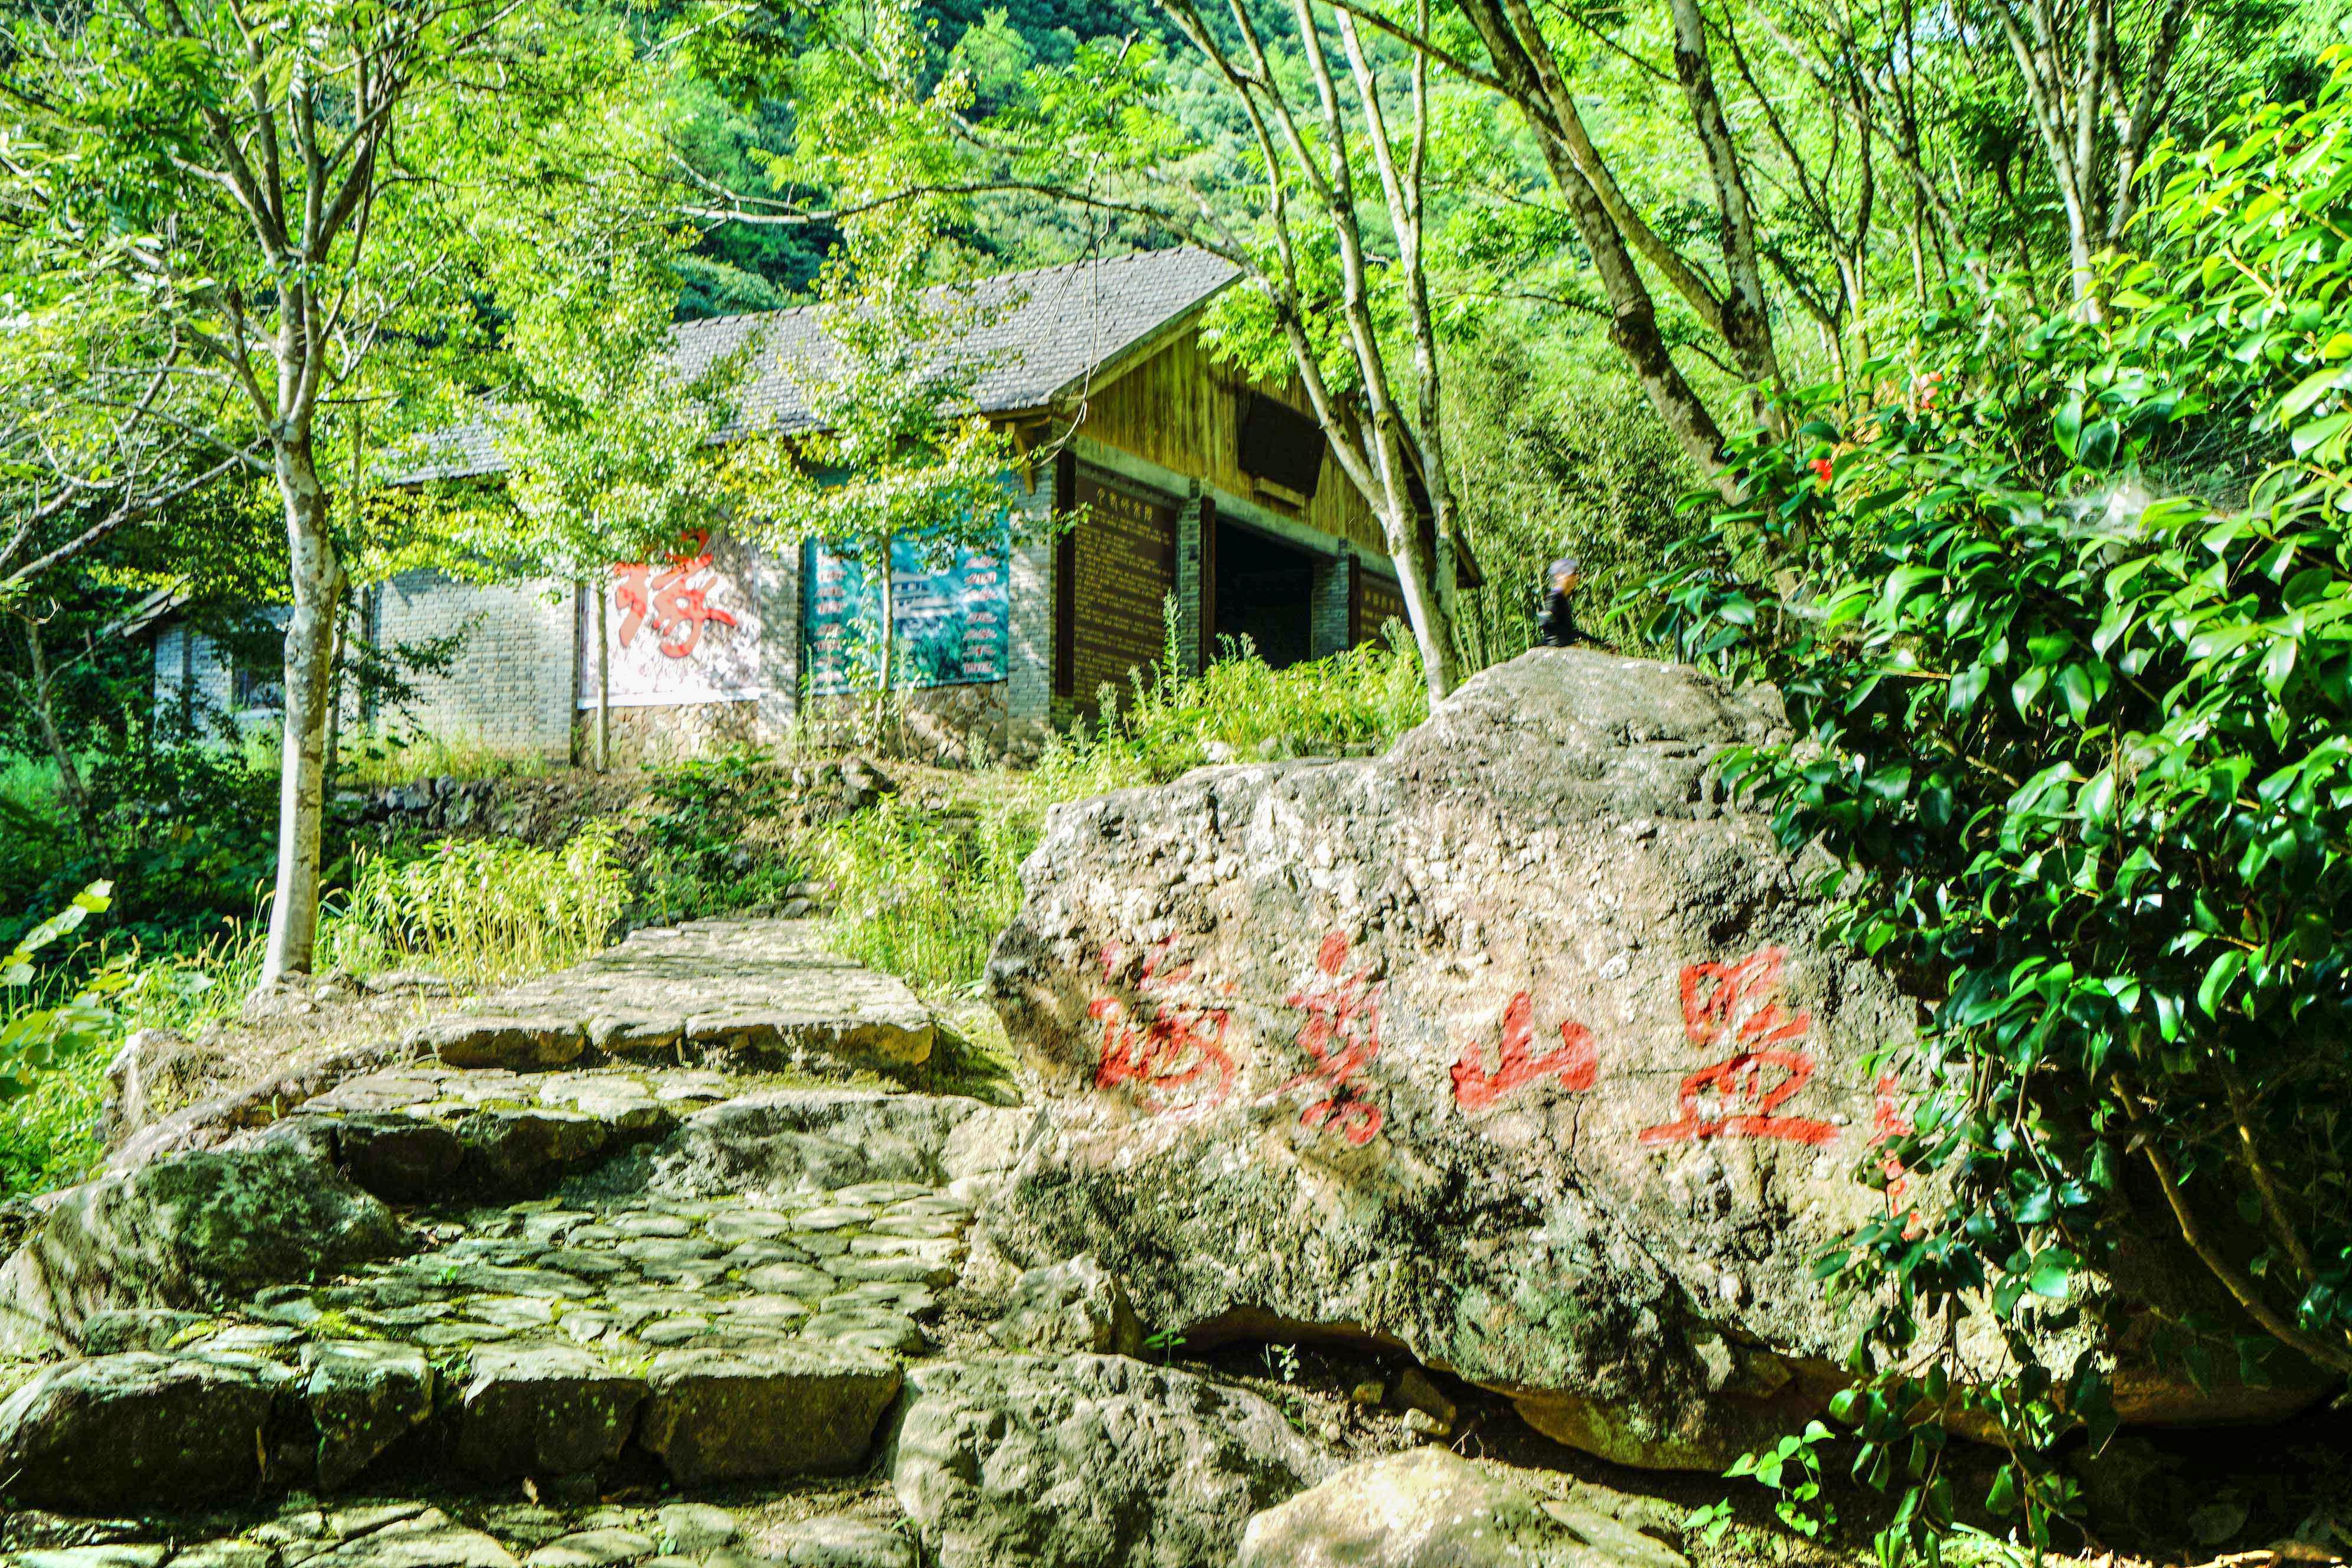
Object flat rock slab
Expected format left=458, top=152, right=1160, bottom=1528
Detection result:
left=1238, top=1449, right=1690, bottom=1568
left=638, top=1343, right=902, bottom=1483
left=891, top=1354, right=1331, bottom=1568
left=410, top=921, right=932, bottom=1074
left=455, top=1344, right=648, bottom=1479
left=0, top=1351, right=279, bottom=1512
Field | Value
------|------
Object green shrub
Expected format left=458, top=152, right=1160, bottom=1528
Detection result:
left=815, top=801, right=1033, bottom=998
left=1034, top=613, right=1430, bottom=798
left=325, top=828, right=628, bottom=988
left=1643, top=61, right=2352, bottom=1558
left=636, top=749, right=809, bottom=922
left=0, top=883, right=232, bottom=1196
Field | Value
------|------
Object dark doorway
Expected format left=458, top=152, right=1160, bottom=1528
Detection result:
left=1213, top=520, right=1315, bottom=669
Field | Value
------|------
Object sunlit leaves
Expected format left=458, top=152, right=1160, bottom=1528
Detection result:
left=1640, top=57, right=2352, bottom=1564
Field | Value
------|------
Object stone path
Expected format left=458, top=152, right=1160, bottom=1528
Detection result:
left=404, top=923, right=933, bottom=1075
left=0, top=920, right=963, bottom=1568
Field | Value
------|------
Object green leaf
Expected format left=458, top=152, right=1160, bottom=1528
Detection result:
left=2198, top=948, right=2247, bottom=1017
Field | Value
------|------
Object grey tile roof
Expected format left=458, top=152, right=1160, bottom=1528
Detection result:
left=401, top=247, right=1240, bottom=483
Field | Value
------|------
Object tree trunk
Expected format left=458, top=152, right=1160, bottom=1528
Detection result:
left=1668, top=0, right=1784, bottom=411
left=594, top=578, right=611, bottom=773
left=22, top=615, right=89, bottom=828
left=1381, top=492, right=1458, bottom=704
left=261, top=443, right=341, bottom=987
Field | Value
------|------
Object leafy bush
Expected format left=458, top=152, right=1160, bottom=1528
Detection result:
left=0, top=882, right=230, bottom=1195
left=325, top=828, right=628, bottom=988
left=814, top=801, right=1034, bottom=998
left=636, top=748, right=809, bottom=922
left=1034, top=614, right=1430, bottom=798
left=0, top=731, right=280, bottom=958
left=1644, top=62, right=2352, bottom=1555
left=1, top=883, right=129, bottom=1099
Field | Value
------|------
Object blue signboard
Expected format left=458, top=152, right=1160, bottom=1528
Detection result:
left=803, top=525, right=1010, bottom=694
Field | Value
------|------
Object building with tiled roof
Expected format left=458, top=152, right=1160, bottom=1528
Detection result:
left=153, top=249, right=1423, bottom=764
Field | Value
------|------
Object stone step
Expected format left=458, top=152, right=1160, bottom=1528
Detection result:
left=0, top=1163, right=974, bottom=1510
left=404, top=921, right=933, bottom=1076
left=0, top=1329, right=901, bottom=1511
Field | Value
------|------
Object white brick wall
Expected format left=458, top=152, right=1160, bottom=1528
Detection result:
left=151, top=620, right=285, bottom=736
left=375, top=569, right=576, bottom=759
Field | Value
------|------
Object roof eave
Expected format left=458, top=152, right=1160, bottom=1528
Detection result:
left=1038, top=271, right=1239, bottom=408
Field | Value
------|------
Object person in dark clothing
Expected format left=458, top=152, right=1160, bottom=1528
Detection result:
left=1535, top=556, right=1586, bottom=648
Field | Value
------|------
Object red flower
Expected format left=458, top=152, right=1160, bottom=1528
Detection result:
left=1809, top=456, right=1834, bottom=485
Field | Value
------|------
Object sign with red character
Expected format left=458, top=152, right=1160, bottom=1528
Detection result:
left=613, top=534, right=739, bottom=659
left=1280, top=933, right=1386, bottom=1145
left=1639, top=946, right=1835, bottom=1148
left=1089, top=940, right=1237, bottom=1119
left=1452, top=991, right=1599, bottom=1111
left=582, top=531, right=765, bottom=708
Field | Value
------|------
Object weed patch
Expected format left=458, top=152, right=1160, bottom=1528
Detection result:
left=324, top=829, right=627, bottom=988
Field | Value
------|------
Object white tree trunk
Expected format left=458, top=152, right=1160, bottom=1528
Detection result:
left=262, top=448, right=340, bottom=985
left=594, top=579, right=611, bottom=773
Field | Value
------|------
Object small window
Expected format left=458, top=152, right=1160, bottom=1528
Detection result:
left=1237, top=392, right=1326, bottom=499
left=233, top=654, right=283, bottom=713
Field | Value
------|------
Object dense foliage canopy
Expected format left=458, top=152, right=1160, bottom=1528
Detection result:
left=1652, top=60, right=2352, bottom=1550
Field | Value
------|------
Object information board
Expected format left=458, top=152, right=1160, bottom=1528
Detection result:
left=803, top=528, right=1010, bottom=695
left=1069, top=472, right=1177, bottom=705
left=1353, top=565, right=1408, bottom=648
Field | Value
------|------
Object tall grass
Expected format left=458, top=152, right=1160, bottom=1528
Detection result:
left=1033, top=616, right=1429, bottom=799
left=814, top=802, right=1035, bottom=998
left=323, top=828, right=627, bottom=988
left=0, top=913, right=258, bottom=1197
left=337, top=729, right=560, bottom=786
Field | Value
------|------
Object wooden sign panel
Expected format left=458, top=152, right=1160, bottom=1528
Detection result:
left=1353, top=566, right=1407, bottom=648
left=1070, top=472, right=1178, bottom=705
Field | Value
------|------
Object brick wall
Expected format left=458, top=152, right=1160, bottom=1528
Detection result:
left=377, top=569, right=575, bottom=759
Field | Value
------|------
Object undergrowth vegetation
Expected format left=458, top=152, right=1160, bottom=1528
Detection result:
left=1033, top=623, right=1429, bottom=799
left=324, top=828, right=629, bottom=988
left=814, top=802, right=1033, bottom=998
left=1647, top=67, right=2352, bottom=1557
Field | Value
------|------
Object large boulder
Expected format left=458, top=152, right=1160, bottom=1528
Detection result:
left=984, top=649, right=2307, bottom=1469
left=888, top=1354, right=1331, bottom=1568
left=0, top=1139, right=408, bottom=1354
left=1238, top=1448, right=1690, bottom=1568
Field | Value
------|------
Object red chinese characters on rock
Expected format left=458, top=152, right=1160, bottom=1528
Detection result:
left=1452, top=992, right=1599, bottom=1111
left=1281, top=933, right=1385, bottom=1145
left=1638, top=946, right=1835, bottom=1148
left=1089, top=940, right=1237, bottom=1118
left=613, top=531, right=739, bottom=659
